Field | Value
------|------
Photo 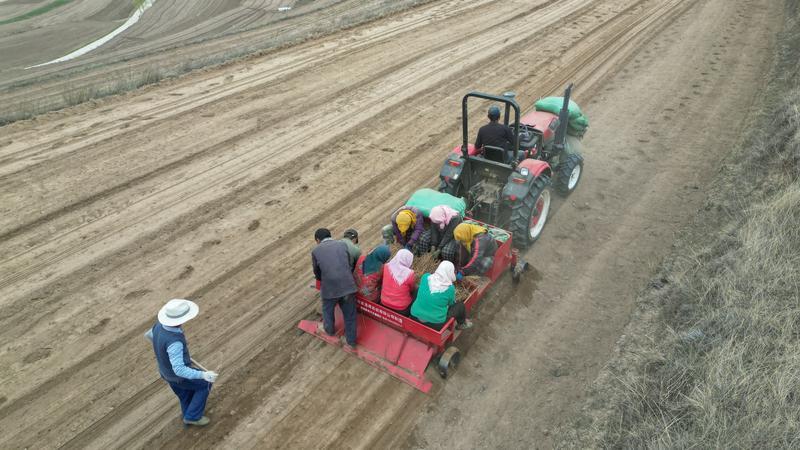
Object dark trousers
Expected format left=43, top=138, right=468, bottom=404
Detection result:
left=322, top=294, right=357, bottom=346
left=167, top=378, right=212, bottom=421
left=418, top=229, right=432, bottom=254
left=415, top=302, right=466, bottom=330
left=384, top=304, right=411, bottom=317
left=440, top=241, right=460, bottom=263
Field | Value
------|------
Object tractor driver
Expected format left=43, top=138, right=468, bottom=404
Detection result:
left=475, top=105, right=515, bottom=153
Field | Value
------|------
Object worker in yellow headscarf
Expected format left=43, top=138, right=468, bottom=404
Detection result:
left=387, top=206, right=424, bottom=250
left=451, top=223, right=498, bottom=277
left=453, top=223, right=487, bottom=251
left=396, top=210, right=415, bottom=234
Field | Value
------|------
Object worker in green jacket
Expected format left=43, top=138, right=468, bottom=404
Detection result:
left=339, top=228, right=361, bottom=272
left=410, top=261, right=473, bottom=330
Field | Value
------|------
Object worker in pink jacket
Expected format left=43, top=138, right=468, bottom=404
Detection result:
left=380, top=249, right=418, bottom=315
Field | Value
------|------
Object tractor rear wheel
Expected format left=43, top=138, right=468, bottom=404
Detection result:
left=509, top=176, right=552, bottom=249
left=554, top=153, right=584, bottom=196
left=438, top=346, right=461, bottom=379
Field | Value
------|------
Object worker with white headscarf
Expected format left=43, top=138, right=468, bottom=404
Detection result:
left=410, top=261, right=473, bottom=330
left=381, top=249, right=418, bottom=315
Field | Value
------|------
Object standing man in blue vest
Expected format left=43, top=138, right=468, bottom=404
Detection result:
left=148, top=299, right=219, bottom=427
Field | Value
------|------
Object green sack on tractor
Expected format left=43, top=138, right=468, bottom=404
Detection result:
left=534, top=96, right=583, bottom=119
left=536, top=96, right=589, bottom=138
left=405, top=188, right=466, bottom=218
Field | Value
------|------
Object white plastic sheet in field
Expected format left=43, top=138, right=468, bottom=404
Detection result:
left=26, top=0, right=156, bottom=69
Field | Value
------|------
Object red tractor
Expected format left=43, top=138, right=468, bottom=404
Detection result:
left=438, top=84, right=585, bottom=248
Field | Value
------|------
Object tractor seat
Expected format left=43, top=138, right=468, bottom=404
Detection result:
left=519, top=129, right=537, bottom=148
left=483, top=145, right=508, bottom=164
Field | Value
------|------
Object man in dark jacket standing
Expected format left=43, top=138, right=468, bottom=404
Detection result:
left=312, top=228, right=358, bottom=349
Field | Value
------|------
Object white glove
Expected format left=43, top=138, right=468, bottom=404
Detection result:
left=202, top=371, right=218, bottom=383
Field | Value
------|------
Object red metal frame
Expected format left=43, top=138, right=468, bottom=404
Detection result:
left=520, top=110, right=558, bottom=142
left=298, top=219, right=518, bottom=393
left=450, top=143, right=481, bottom=156
left=517, top=158, right=551, bottom=178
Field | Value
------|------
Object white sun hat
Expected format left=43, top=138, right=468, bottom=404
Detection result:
left=158, top=299, right=199, bottom=327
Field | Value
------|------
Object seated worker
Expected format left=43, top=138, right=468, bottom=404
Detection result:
left=389, top=206, right=424, bottom=250
left=428, top=205, right=462, bottom=260
left=339, top=228, right=361, bottom=272
left=475, top=105, right=514, bottom=152
left=410, top=261, right=473, bottom=330
left=353, top=245, right=391, bottom=303
left=381, top=249, right=418, bottom=315
left=453, top=223, right=498, bottom=276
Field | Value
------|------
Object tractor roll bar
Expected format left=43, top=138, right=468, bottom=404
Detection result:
left=461, top=91, right=521, bottom=162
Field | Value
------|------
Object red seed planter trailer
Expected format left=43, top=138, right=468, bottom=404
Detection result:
left=297, top=220, right=525, bottom=393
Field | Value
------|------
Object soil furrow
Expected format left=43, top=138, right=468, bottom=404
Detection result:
left=0, top=0, right=601, bottom=303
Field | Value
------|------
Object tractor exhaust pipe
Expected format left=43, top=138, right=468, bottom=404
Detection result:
left=553, top=83, right=574, bottom=155
left=502, top=91, right=516, bottom=128
left=503, top=91, right=520, bottom=162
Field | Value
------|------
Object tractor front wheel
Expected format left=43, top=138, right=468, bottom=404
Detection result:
left=554, top=153, right=584, bottom=196
left=510, top=176, right=552, bottom=249
left=438, top=346, right=461, bottom=379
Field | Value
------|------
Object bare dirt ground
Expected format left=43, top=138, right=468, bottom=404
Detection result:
left=0, top=0, right=429, bottom=121
left=0, top=0, right=357, bottom=73
left=0, top=0, right=783, bottom=448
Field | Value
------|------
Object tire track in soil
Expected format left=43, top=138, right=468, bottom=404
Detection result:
left=0, top=1, right=491, bottom=187
left=0, top=0, right=486, bottom=130
left=0, top=0, right=559, bottom=247
left=0, top=0, right=599, bottom=308
left=0, top=0, right=490, bottom=169
left=0, top=2, right=506, bottom=213
left=0, top=0, right=630, bottom=355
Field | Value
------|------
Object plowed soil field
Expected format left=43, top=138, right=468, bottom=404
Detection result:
left=0, top=0, right=783, bottom=448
